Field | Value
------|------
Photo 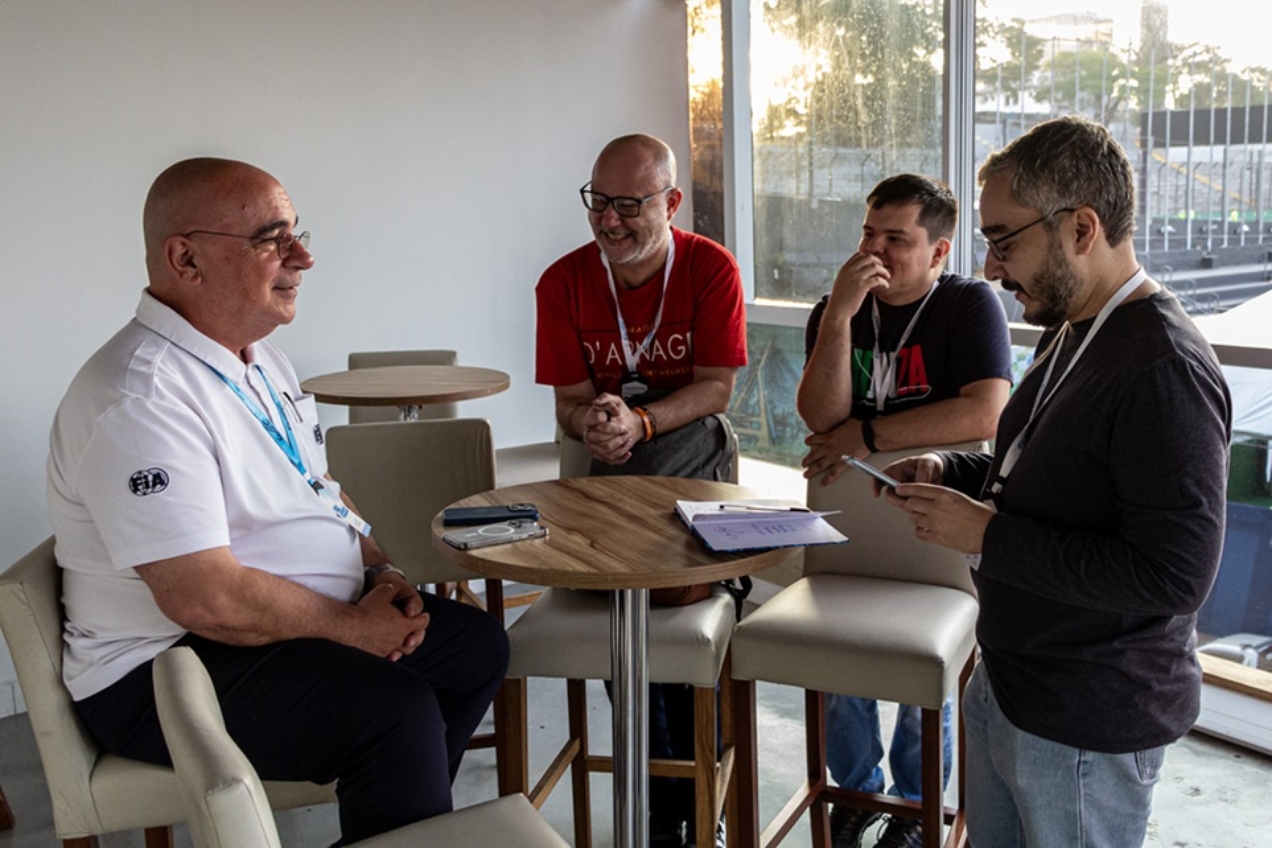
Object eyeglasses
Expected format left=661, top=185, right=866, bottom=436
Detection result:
left=183, top=229, right=311, bottom=259
left=977, top=208, right=1075, bottom=262
left=579, top=183, right=674, bottom=218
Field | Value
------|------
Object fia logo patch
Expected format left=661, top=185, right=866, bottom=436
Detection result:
left=313, top=424, right=324, bottom=445
left=129, top=468, right=170, bottom=496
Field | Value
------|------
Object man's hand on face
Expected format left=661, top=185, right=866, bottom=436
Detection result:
left=583, top=393, right=637, bottom=464
left=825, top=251, right=891, bottom=317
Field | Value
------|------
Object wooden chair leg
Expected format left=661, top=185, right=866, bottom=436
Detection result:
left=921, top=707, right=942, bottom=848
left=485, top=577, right=506, bottom=626
left=497, top=677, right=530, bottom=796
left=732, top=678, right=760, bottom=848
left=720, top=659, right=736, bottom=848
left=566, top=678, right=593, bottom=848
left=0, top=783, right=13, bottom=830
left=805, top=691, right=831, bottom=848
left=143, top=826, right=174, bottom=848
left=693, top=684, right=719, bottom=848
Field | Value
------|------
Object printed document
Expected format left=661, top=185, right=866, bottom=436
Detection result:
left=675, top=499, right=848, bottom=552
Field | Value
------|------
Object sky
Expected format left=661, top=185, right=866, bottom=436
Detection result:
left=982, top=0, right=1267, bottom=71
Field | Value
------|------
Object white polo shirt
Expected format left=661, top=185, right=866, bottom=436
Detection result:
left=48, top=291, right=363, bottom=700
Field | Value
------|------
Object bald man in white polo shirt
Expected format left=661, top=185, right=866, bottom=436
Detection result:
left=47, top=158, right=508, bottom=846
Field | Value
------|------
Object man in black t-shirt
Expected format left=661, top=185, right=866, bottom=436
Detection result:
left=798, top=174, right=1011, bottom=847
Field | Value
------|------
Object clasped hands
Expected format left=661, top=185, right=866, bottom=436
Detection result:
left=358, top=572, right=427, bottom=662
left=874, top=453, right=994, bottom=554
left=582, top=393, right=641, bottom=465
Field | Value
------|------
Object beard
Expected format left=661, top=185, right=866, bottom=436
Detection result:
left=594, top=223, right=667, bottom=270
left=1021, top=240, right=1081, bottom=327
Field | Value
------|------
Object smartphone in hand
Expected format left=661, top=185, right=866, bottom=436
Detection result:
left=842, top=455, right=901, bottom=489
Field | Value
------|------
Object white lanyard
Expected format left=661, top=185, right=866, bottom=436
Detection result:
left=870, top=281, right=939, bottom=412
left=601, top=234, right=676, bottom=379
left=990, top=267, right=1148, bottom=495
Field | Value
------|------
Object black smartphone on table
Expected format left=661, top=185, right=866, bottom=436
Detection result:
left=442, top=503, right=539, bottom=526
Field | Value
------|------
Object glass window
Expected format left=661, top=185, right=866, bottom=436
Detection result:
left=694, top=0, right=1272, bottom=743
left=750, top=0, right=947, bottom=305
left=977, top=1, right=1272, bottom=316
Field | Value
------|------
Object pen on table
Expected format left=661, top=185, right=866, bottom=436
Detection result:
left=717, top=504, right=811, bottom=513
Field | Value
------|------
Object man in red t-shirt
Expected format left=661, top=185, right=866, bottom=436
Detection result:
left=536, top=133, right=746, bottom=477
left=534, top=134, right=747, bottom=845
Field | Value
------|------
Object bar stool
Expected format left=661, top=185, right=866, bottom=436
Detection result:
left=730, top=444, right=983, bottom=848
left=498, top=586, right=738, bottom=848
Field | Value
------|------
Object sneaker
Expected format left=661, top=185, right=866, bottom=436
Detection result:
left=874, top=815, right=923, bottom=848
left=649, top=816, right=686, bottom=848
left=828, top=804, right=883, bottom=848
left=682, top=815, right=726, bottom=848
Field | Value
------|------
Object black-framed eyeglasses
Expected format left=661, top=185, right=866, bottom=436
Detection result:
left=579, top=182, right=674, bottom=218
left=977, top=208, right=1075, bottom=262
left=183, top=229, right=311, bottom=259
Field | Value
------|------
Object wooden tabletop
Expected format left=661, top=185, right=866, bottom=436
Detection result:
left=301, top=365, right=511, bottom=407
left=431, top=476, right=798, bottom=590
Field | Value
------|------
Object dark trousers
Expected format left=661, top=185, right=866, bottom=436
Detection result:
left=75, top=594, right=509, bottom=845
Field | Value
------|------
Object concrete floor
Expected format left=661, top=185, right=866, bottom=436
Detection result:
left=1, top=671, right=1270, bottom=847
left=2, top=456, right=1270, bottom=847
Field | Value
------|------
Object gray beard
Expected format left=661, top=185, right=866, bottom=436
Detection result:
left=1024, top=240, right=1081, bottom=327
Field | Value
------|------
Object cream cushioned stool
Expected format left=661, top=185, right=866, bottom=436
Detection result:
left=730, top=444, right=983, bottom=848
left=499, top=585, right=739, bottom=848
left=0, top=538, right=335, bottom=848
left=153, top=647, right=568, bottom=848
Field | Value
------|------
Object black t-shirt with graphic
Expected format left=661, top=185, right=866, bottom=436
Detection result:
left=804, top=271, right=1013, bottom=419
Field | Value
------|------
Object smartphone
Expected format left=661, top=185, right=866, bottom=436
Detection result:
left=441, top=518, right=549, bottom=550
left=442, top=503, right=539, bottom=526
left=842, top=455, right=901, bottom=489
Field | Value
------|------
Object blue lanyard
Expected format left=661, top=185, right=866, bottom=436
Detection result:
left=207, top=364, right=308, bottom=481
left=205, top=362, right=373, bottom=537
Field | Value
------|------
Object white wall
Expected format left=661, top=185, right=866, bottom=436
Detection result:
left=0, top=0, right=691, bottom=711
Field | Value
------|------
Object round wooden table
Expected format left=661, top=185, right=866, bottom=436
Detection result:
left=301, top=365, right=510, bottom=420
left=432, top=476, right=798, bottom=848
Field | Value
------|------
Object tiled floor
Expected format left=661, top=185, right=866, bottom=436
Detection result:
left=2, top=457, right=1270, bottom=846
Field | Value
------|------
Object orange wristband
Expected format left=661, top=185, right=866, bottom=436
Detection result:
left=634, top=406, right=654, bottom=442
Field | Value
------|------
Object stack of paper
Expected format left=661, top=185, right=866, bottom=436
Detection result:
left=675, top=499, right=848, bottom=553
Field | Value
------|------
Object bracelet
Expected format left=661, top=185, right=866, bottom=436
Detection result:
left=644, top=406, right=658, bottom=439
left=633, top=406, right=654, bottom=442
left=860, top=418, right=879, bottom=454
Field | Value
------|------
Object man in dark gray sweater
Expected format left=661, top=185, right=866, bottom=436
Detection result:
left=881, top=116, right=1232, bottom=848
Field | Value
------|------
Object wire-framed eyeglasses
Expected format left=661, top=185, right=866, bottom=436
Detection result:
left=579, top=183, right=674, bottom=218
left=977, top=208, right=1075, bottom=262
left=183, top=229, right=311, bottom=259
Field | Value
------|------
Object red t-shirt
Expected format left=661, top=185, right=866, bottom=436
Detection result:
left=535, top=228, right=747, bottom=395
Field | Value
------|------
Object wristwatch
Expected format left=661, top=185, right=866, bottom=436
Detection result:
left=860, top=418, right=879, bottom=454
left=364, top=563, right=405, bottom=581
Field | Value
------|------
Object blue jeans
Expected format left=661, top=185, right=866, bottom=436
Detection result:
left=962, top=662, right=1165, bottom=848
left=826, top=693, right=953, bottom=801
